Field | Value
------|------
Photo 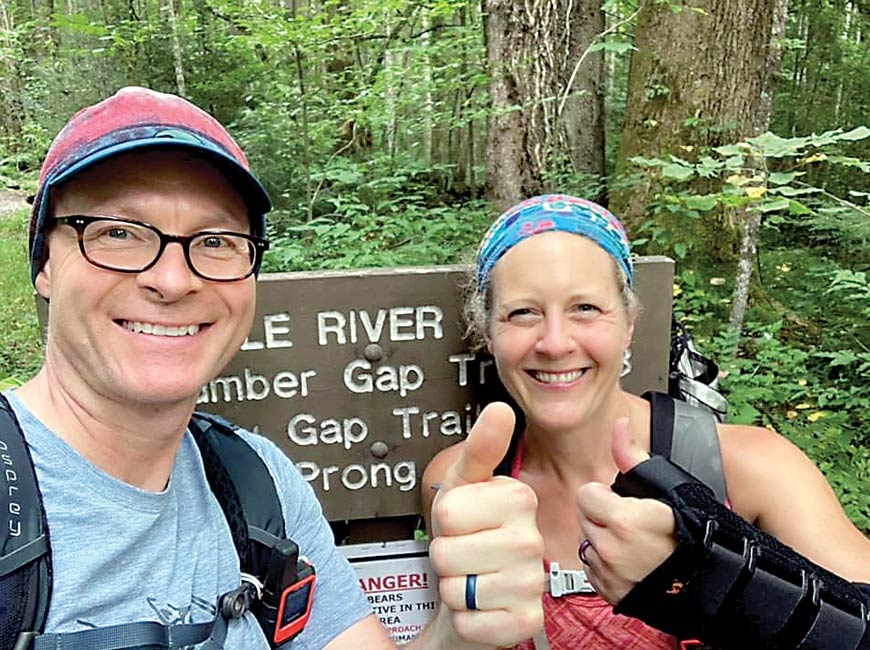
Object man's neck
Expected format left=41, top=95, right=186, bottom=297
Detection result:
left=15, top=369, right=194, bottom=491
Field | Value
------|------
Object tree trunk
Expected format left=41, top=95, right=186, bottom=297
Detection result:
left=484, top=0, right=605, bottom=212
left=166, top=0, right=187, bottom=97
left=612, top=0, right=783, bottom=263
left=728, top=0, right=787, bottom=341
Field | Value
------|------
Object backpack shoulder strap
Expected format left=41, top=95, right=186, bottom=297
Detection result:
left=0, top=392, right=52, bottom=649
left=189, top=412, right=286, bottom=575
left=2, top=404, right=290, bottom=650
left=646, top=391, right=676, bottom=459
left=643, top=391, right=728, bottom=503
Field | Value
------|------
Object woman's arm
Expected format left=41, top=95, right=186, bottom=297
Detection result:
left=719, top=423, right=870, bottom=581
left=577, top=421, right=870, bottom=650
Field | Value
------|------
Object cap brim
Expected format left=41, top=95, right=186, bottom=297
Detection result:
left=30, top=136, right=271, bottom=286
left=46, top=137, right=272, bottom=222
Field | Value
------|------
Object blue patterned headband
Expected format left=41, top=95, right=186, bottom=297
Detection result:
left=475, top=194, right=634, bottom=291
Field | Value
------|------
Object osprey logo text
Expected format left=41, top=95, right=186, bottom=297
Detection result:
left=1, top=439, right=22, bottom=537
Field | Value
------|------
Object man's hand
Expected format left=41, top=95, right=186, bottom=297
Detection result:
left=427, top=402, right=545, bottom=648
left=576, top=418, right=677, bottom=604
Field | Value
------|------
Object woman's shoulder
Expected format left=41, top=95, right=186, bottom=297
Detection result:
left=715, top=422, right=830, bottom=523
left=715, top=422, right=870, bottom=579
left=715, top=421, right=810, bottom=468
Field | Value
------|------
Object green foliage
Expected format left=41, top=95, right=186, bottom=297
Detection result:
left=672, top=242, right=870, bottom=533
left=773, top=1, right=870, bottom=198
left=627, top=127, right=870, bottom=270
left=0, top=209, right=44, bottom=383
left=263, top=156, right=491, bottom=272
left=0, top=0, right=867, bottom=534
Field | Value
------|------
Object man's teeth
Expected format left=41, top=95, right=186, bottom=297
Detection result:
left=535, top=369, right=585, bottom=384
left=124, top=321, right=200, bottom=337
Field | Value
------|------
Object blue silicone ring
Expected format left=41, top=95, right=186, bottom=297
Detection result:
left=465, top=573, right=478, bottom=611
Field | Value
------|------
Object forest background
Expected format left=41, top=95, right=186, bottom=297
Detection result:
left=0, top=0, right=868, bottom=531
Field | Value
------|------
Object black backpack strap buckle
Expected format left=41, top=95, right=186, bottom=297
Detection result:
left=220, top=583, right=257, bottom=619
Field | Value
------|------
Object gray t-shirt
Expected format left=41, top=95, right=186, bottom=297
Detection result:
left=6, top=391, right=371, bottom=649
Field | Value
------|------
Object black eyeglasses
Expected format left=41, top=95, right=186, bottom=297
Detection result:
left=54, top=215, right=269, bottom=282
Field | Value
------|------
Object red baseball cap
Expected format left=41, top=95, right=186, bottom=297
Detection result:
left=29, top=86, right=272, bottom=284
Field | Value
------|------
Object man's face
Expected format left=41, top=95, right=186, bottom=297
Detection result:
left=36, top=149, right=258, bottom=408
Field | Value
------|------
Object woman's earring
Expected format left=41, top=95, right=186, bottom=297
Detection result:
left=620, top=349, right=632, bottom=378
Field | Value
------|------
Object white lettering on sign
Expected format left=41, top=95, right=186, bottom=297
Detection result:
left=240, top=312, right=294, bottom=350
left=316, top=306, right=444, bottom=345
left=392, top=404, right=476, bottom=439
left=288, top=413, right=368, bottom=450
left=343, top=360, right=424, bottom=397
left=197, top=367, right=317, bottom=404
left=297, top=460, right=417, bottom=492
left=448, top=353, right=492, bottom=387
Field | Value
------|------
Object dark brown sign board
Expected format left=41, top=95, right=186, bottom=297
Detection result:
left=36, top=257, right=674, bottom=521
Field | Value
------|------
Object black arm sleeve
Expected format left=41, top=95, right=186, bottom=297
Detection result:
left=610, top=456, right=870, bottom=650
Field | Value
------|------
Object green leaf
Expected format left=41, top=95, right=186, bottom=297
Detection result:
left=768, top=171, right=801, bottom=185
left=684, top=195, right=718, bottom=211
left=660, top=162, right=694, bottom=180
left=828, top=156, right=870, bottom=172
left=628, top=155, right=665, bottom=168
left=695, top=156, right=723, bottom=178
left=714, top=144, right=744, bottom=157
left=787, top=200, right=814, bottom=215
left=723, top=155, right=744, bottom=170
left=748, top=132, right=804, bottom=157
left=837, top=126, right=870, bottom=141
left=826, top=351, right=859, bottom=367
left=759, top=198, right=790, bottom=213
left=768, top=186, right=818, bottom=197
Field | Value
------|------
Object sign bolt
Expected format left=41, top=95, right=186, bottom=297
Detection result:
left=370, top=441, right=390, bottom=458
left=364, top=343, right=384, bottom=361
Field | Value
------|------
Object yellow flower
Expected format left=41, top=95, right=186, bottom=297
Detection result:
left=745, top=186, right=767, bottom=199
left=807, top=411, right=826, bottom=423
left=673, top=284, right=683, bottom=297
left=801, top=152, right=828, bottom=165
left=795, top=403, right=811, bottom=410
left=798, top=379, right=807, bottom=386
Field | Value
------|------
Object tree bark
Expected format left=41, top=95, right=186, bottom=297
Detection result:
left=484, top=0, right=606, bottom=212
left=612, top=0, right=783, bottom=263
left=728, top=0, right=787, bottom=341
left=166, top=0, right=187, bottom=97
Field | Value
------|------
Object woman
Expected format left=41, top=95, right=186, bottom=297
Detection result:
left=423, top=194, right=870, bottom=649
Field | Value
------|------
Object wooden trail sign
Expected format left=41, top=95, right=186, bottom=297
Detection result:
left=36, top=257, right=674, bottom=521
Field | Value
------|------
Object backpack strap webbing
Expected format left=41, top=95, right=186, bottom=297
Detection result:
left=0, top=393, right=51, bottom=647
left=32, top=615, right=229, bottom=650
left=189, top=412, right=286, bottom=576
left=644, top=391, right=728, bottom=504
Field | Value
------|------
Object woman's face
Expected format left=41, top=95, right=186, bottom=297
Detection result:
left=487, top=232, right=635, bottom=434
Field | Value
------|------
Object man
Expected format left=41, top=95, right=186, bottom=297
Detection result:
left=4, top=86, right=544, bottom=649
